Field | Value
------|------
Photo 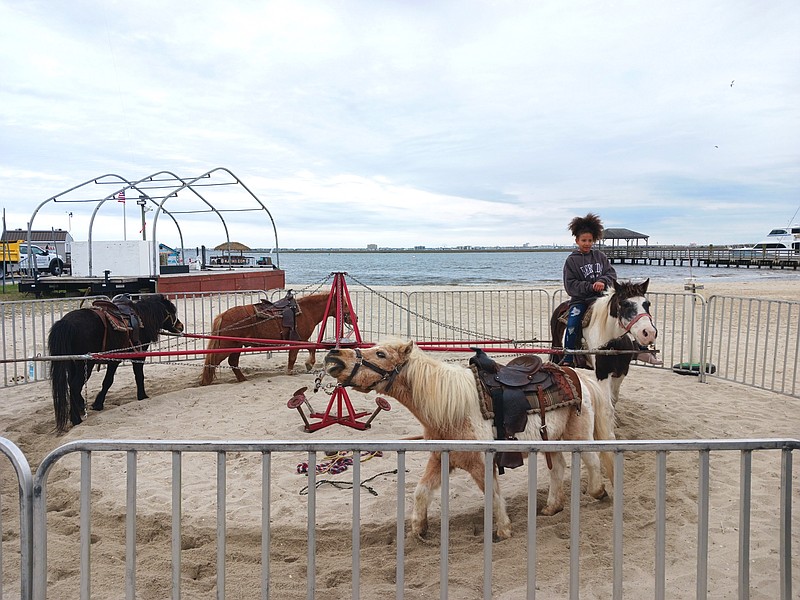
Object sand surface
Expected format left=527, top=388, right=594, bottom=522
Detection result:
left=1, top=278, right=799, bottom=598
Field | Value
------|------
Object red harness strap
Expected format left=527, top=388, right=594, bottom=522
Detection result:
left=622, top=311, right=655, bottom=333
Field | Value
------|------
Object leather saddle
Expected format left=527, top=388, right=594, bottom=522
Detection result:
left=90, top=299, right=141, bottom=351
left=555, top=301, right=594, bottom=327
left=92, top=300, right=136, bottom=333
left=470, top=348, right=582, bottom=471
left=253, top=292, right=301, bottom=340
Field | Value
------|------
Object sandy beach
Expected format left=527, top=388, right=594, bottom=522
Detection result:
left=1, top=277, right=799, bottom=599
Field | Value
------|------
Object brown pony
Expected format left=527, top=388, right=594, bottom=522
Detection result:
left=200, top=292, right=352, bottom=385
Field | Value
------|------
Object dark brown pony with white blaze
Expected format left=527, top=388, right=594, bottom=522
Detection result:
left=324, top=340, right=616, bottom=541
left=550, top=278, right=657, bottom=404
left=200, top=292, right=353, bottom=385
left=47, top=294, right=184, bottom=433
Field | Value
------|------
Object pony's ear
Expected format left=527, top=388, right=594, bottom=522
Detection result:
left=613, top=279, right=622, bottom=293
left=400, top=340, right=415, bottom=356
left=640, top=278, right=650, bottom=294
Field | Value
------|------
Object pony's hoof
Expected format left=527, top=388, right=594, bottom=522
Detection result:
left=541, top=504, right=563, bottom=516
left=91, top=403, right=103, bottom=411
left=412, top=521, right=428, bottom=538
left=590, top=486, right=608, bottom=501
left=137, top=394, right=149, bottom=401
left=493, top=529, right=512, bottom=542
left=305, top=363, right=314, bottom=372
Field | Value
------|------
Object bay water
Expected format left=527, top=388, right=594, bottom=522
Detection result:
left=269, top=250, right=799, bottom=287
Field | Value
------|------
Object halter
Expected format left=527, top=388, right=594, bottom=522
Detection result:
left=164, top=310, right=181, bottom=331
left=620, top=310, right=657, bottom=336
left=340, top=348, right=405, bottom=393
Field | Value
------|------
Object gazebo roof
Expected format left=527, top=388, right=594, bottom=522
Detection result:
left=214, top=241, right=251, bottom=251
left=603, top=228, right=649, bottom=240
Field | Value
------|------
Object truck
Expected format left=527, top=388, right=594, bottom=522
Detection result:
left=1, top=240, right=66, bottom=276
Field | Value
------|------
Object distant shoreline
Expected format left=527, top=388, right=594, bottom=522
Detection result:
left=237, top=245, right=715, bottom=255
left=275, top=247, right=570, bottom=254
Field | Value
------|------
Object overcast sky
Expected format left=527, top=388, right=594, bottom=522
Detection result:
left=1, top=1, right=798, bottom=249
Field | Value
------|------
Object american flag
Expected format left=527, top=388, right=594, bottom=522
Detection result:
left=117, top=190, right=126, bottom=203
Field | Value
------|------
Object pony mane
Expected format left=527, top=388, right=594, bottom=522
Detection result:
left=401, top=344, right=478, bottom=430
left=585, top=279, right=649, bottom=335
left=135, top=294, right=175, bottom=343
left=613, top=279, right=648, bottom=300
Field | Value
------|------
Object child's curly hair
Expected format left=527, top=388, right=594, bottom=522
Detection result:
left=568, top=213, right=604, bottom=240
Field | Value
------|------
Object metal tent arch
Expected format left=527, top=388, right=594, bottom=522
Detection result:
left=24, top=168, right=281, bottom=277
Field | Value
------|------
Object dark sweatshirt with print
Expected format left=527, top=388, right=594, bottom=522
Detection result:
left=563, top=248, right=617, bottom=304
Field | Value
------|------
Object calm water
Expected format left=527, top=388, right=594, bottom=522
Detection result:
left=265, top=251, right=800, bottom=287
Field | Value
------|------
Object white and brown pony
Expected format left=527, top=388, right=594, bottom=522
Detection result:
left=324, top=340, right=616, bottom=540
left=551, top=278, right=658, bottom=404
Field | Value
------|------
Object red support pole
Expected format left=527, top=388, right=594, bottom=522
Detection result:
left=305, top=272, right=370, bottom=431
left=316, top=272, right=363, bottom=346
left=306, top=385, right=370, bottom=432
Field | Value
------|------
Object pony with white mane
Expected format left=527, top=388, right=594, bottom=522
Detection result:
left=551, top=278, right=658, bottom=404
left=324, top=340, right=616, bottom=540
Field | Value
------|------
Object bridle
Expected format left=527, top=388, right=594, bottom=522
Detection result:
left=613, top=299, right=658, bottom=351
left=340, top=348, right=406, bottom=392
left=163, top=309, right=182, bottom=332
left=620, top=310, right=657, bottom=336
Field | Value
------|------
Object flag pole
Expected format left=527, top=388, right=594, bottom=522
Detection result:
left=118, top=190, right=127, bottom=241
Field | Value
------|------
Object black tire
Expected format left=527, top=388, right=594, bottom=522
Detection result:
left=49, top=258, right=64, bottom=276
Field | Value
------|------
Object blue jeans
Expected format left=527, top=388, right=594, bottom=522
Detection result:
left=562, top=302, right=586, bottom=364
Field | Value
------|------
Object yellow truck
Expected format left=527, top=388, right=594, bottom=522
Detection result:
left=1, top=240, right=66, bottom=276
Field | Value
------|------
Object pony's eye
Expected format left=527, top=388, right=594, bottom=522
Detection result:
left=619, top=300, right=637, bottom=320
left=376, top=351, right=386, bottom=358
left=642, top=300, right=651, bottom=312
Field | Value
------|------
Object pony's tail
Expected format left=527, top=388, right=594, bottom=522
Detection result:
left=591, top=381, right=617, bottom=482
left=48, top=321, right=74, bottom=433
left=549, top=302, right=567, bottom=363
left=200, top=315, right=223, bottom=386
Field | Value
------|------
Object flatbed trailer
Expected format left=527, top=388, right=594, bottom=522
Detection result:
left=18, top=273, right=157, bottom=297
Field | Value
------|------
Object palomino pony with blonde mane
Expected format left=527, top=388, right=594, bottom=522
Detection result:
left=200, top=292, right=352, bottom=385
left=551, top=278, right=658, bottom=404
left=324, top=340, right=616, bottom=540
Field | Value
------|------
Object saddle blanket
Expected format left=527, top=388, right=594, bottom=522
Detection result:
left=471, top=362, right=581, bottom=422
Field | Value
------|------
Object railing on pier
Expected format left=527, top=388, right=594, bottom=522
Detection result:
left=603, top=245, right=800, bottom=269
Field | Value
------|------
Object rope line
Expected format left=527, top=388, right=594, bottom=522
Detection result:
left=299, top=469, right=403, bottom=497
left=345, top=274, right=508, bottom=341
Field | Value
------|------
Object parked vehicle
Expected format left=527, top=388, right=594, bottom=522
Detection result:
left=1, top=241, right=66, bottom=276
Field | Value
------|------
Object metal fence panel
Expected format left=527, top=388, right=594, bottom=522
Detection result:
left=705, top=295, right=800, bottom=396
left=0, top=436, right=33, bottom=600
left=407, top=289, right=552, bottom=344
left=2, top=289, right=800, bottom=399
left=29, top=438, right=798, bottom=600
left=1, top=296, right=110, bottom=386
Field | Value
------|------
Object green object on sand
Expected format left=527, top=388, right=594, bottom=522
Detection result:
left=672, top=362, right=717, bottom=376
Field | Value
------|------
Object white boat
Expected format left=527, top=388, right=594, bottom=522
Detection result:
left=731, top=224, right=800, bottom=255
left=754, top=224, right=800, bottom=251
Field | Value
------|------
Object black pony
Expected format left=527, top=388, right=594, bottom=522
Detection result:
left=47, top=294, right=184, bottom=432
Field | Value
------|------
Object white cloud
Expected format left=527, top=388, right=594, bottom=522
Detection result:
left=0, top=1, right=798, bottom=249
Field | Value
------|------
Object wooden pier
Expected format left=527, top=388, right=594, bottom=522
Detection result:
left=604, top=246, right=800, bottom=271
